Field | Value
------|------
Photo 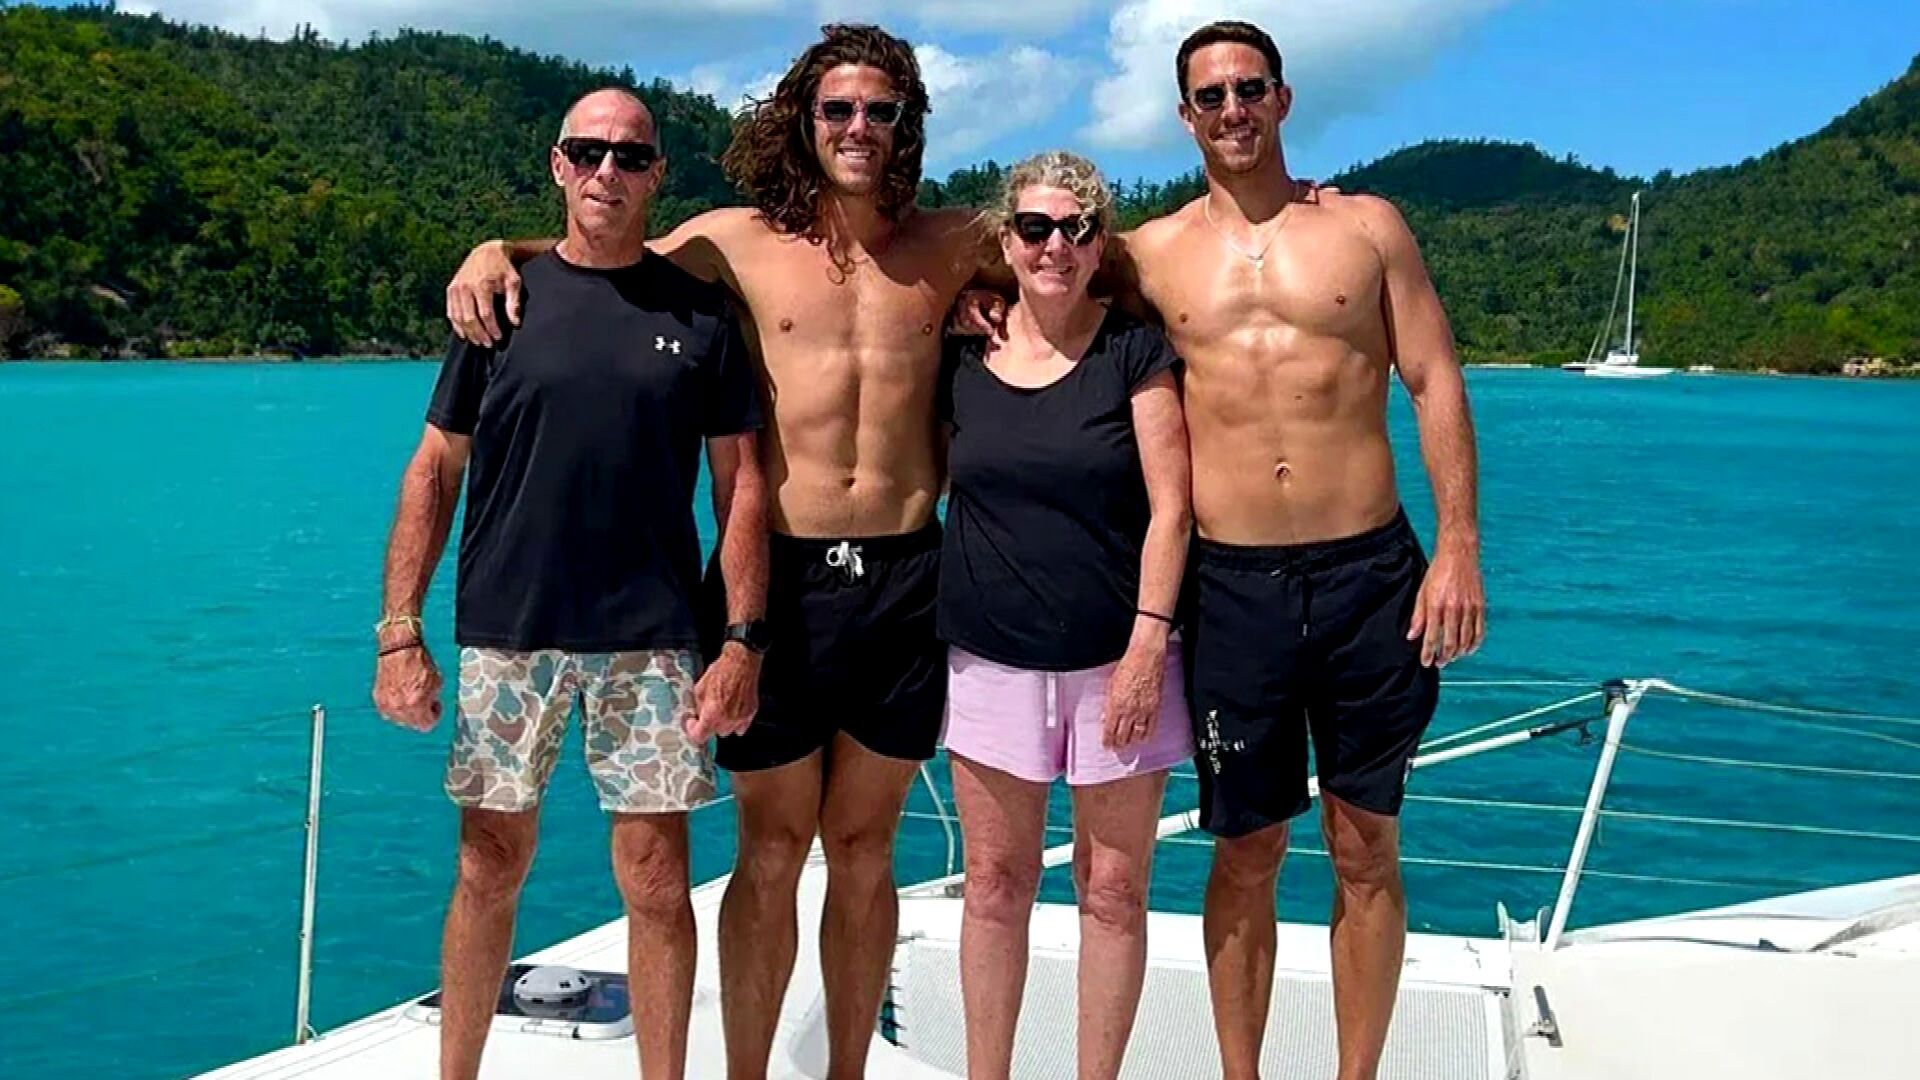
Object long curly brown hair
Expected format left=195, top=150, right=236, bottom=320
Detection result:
left=721, top=24, right=930, bottom=237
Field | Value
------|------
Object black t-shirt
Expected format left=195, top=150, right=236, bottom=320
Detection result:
left=426, top=250, right=761, bottom=652
left=937, top=308, right=1179, bottom=671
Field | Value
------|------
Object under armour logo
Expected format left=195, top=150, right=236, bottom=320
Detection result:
left=655, top=336, right=681, bottom=354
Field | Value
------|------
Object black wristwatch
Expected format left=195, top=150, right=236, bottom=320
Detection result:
left=722, top=619, right=772, bottom=655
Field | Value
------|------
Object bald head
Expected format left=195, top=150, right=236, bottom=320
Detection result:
left=559, top=87, right=655, bottom=143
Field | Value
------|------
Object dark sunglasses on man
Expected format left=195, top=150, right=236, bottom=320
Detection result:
left=1188, top=76, right=1278, bottom=112
left=1010, top=211, right=1103, bottom=247
left=813, top=98, right=905, bottom=127
left=557, top=137, right=659, bottom=172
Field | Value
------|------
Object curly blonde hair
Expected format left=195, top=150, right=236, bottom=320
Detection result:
left=986, top=150, right=1115, bottom=237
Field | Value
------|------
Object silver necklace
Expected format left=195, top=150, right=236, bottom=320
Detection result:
left=1203, top=182, right=1300, bottom=271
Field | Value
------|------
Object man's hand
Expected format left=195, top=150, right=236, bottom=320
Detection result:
left=374, top=644, right=444, bottom=732
left=688, top=644, right=761, bottom=742
left=446, top=240, right=522, bottom=347
left=948, top=288, right=1008, bottom=342
left=1408, top=545, right=1486, bottom=668
left=1102, top=639, right=1167, bottom=750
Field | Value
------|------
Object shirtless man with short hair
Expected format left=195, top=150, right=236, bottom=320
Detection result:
left=444, top=25, right=984, bottom=1080
left=1128, top=21, right=1486, bottom=1080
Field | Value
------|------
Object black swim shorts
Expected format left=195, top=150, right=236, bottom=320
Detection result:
left=705, top=524, right=945, bottom=772
left=1185, top=509, right=1440, bottom=837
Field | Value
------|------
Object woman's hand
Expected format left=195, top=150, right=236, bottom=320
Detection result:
left=1103, top=633, right=1168, bottom=749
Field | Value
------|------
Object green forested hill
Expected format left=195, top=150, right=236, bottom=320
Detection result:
left=0, top=4, right=734, bottom=355
left=2, top=5, right=1916, bottom=371
left=1342, top=60, right=1920, bottom=371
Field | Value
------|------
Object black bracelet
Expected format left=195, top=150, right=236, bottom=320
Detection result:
left=378, top=639, right=424, bottom=657
left=1136, top=609, right=1177, bottom=626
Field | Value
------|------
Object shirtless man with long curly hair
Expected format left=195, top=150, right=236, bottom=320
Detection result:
left=445, top=24, right=986, bottom=1080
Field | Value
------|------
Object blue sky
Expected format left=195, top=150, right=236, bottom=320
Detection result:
left=114, top=0, right=1920, bottom=184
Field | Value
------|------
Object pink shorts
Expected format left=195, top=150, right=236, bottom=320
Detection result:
left=942, top=644, right=1195, bottom=786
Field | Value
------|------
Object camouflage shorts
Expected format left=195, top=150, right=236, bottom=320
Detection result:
left=447, top=647, right=716, bottom=814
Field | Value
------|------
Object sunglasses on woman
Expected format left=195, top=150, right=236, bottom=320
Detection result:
left=557, top=137, right=659, bottom=172
left=1188, top=76, right=1278, bottom=112
left=813, top=98, right=905, bottom=127
left=1010, top=211, right=1103, bottom=247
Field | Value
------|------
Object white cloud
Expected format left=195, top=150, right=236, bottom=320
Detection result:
left=120, top=0, right=790, bottom=69
left=817, top=0, right=1101, bottom=35
left=1082, top=0, right=1514, bottom=149
left=916, top=43, right=1087, bottom=167
left=122, top=0, right=785, bottom=39
left=677, top=62, right=786, bottom=112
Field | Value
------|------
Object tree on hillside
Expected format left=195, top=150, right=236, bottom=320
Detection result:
left=2, top=6, right=1915, bottom=369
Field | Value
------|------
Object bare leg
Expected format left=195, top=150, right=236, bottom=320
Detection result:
left=1204, top=824, right=1290, bottom=1080
left=440, top=808, right=540, bottom=1080
left=950, top=755, right=1050, bottom=1080
left=719, top=753, right=823, bottom=1080
left=1070, top=771, right=1168, bottom=1080
left=816, top=732, right=919, bottom=1080
left=612, top=812, right=695, bottom=1080
left=1321, top=795, right=1406, bottom=1080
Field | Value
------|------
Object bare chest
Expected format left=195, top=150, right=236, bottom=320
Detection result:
left=1144, top=215, right=1384, bottom=356
left=731, top=237, right=960, bottom=358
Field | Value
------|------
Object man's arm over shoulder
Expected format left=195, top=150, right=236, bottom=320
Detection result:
left=447, top=237, right=556, bottom=346
left=1104, top=214, right=1179, bottom=327
left=650, top=206, right=759, bottom=292
left=919, top=205, right=994, bottom=277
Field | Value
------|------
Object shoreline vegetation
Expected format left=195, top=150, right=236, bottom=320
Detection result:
left=6, top=354, right=1918, bottom=379
left=3, top=7, right=1918, bottom=375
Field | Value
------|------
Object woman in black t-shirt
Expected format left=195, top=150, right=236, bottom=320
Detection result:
left=938, top=151, right=1194, bottom=1077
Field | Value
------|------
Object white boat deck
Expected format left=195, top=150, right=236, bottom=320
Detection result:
left=197, top=848, right=944, bottom=1080
left=1512, top=877, right=1920, bottom=1080
left=194, top=681, right=1920, bottom=1080
left=890, top=896, right=1511, bottom=1080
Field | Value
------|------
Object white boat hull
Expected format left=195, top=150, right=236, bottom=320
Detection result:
left=195, top=861, right=1920, bottom=1080
left=1584, top=364, right=1674, bottom=378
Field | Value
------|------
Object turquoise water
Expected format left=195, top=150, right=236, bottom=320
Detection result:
left=2, top=362, right=1917, bottom=1076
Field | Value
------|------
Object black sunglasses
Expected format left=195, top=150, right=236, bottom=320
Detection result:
left=1010, top=211, right=1103, bottom=247
left=557, top=137, right=659, bottom=172
left=1188, top=76, right=1277, bottom=112
left=814, top=98, right=905, bottom=127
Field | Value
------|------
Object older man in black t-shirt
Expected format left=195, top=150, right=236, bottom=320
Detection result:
left=371, top=88, right=768, bottom=1080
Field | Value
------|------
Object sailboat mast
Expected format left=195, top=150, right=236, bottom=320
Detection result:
left=1624, top=191, right=1639, bottom=355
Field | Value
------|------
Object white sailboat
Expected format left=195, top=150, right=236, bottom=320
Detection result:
left=1564, top=192, right=1674, bottom=378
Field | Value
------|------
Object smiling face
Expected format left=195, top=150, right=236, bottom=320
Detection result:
left=810, top=64, right=901, bottom=198
left=1002, top=184, right=1105, bottom=305
left=1178, top=42, right=1292, bottom=177
left=549, top=90, right=662, bottom=241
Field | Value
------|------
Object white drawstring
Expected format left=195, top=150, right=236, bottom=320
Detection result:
left=824, top=541, right=865, bottom=581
